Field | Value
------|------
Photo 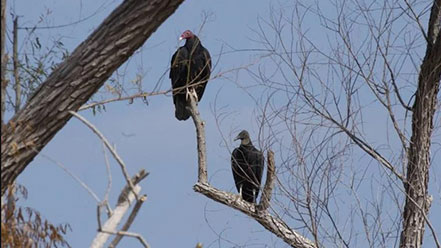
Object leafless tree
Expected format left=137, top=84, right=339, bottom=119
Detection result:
left=229, top=0, right=440, bottom=247
left=2, top=0, right=439, bottom=247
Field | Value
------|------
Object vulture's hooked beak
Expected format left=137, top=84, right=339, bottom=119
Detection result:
left=179, top=36, right=184, bottom=41
left=234, top=135, right=240, bottom=141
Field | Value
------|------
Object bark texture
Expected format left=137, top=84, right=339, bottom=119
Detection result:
left=1, top=0, right=7, bottom=123
left=0, top=0, right=184, bottom=196
left=400, top=1, right=441, bottom=247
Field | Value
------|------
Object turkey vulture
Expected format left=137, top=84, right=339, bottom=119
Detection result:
left=170, top=30, right=212, bottom=121
left=231, top=130, right=265, bottom=203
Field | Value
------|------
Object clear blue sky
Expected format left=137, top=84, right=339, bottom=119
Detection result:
left=4, top=0, right=440, bottom=247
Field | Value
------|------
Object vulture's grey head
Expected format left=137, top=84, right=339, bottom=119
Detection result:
left=234, top=130, right=251, bottom=145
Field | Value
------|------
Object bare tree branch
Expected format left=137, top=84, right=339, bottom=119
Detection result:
left=116, top=169, right=148, bottom=205
left=91, top=183, right=140, bottom=248
left=187, top=93, right=316, bottom=248
left=241, top=1, right=440, bottom=247
left=101, top=142, right=113, bottom=216
left=194, top=183, right=316, bottom=248
left=402, top=0, right=430, bottom=43
left=78, top=91, right=167, bottom=111
left=69, top=111, right=138, bottom=200
left=257, top=150, right=275, bottom=211
left=78, top=62, right=256, bottom=113
left=306, top=96, right=406, bottom=182
left=38, top=150, right=101, bottom=203
left=109, top=194, right=147, bottom=248
left=99, top=229, right=150, bottom=248
left=91, top=169, right=148, bottom=248
left=186, top=91, right=208, bottom=184
left=73, top=113, right=149, bottom=248
left=13, top=17, right=20, bottom=113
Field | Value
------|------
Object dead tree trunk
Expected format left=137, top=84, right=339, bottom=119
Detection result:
left=400, top=1, right=441, bottom=247
left=0, top=0, right=184, bottom=196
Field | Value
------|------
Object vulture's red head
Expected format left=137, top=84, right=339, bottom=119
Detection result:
left=179, top=30, right=195, bottom=41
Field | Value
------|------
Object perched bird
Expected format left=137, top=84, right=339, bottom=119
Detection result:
left=170, top=30, right=212, bottom=121
left=231, top=130, right=264, bottom=203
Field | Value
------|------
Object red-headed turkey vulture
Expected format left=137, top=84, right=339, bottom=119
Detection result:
left=231, top=130, right=265, bottom=203
left=170, top=30, right=211, bottom=121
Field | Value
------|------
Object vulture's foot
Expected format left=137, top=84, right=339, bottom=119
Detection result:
left=234, top=194, right=242, bottom=205
left=190, top=87, right=198, bottom=102
left=185, top=87, right=191, bottom=101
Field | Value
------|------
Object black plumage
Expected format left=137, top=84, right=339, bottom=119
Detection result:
left=231, top=130, right=265, bottom=203
left=170, top=30, right=211, bottom=121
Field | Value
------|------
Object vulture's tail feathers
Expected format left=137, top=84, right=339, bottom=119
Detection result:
left=175, top=100, right=191, bottom=121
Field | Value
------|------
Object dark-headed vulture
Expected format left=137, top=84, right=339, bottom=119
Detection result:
left=231, top=130, right=265, bottom=203
left=170, top=30, right=211, bottom=121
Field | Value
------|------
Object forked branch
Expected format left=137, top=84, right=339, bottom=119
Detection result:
left=68, top=111, right=150, bottom=247
left=91, top=169, right=149, bottom=248
left=186, top=93, right=316, bottom=248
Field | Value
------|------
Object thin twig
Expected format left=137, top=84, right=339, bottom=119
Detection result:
left=99, top=229, right=150, bottom=248
left=69, top=110, right=138, bottom=200
left=304, top=96, right=406, bottom=182
left=97, top=205, right=103, bottom=230
left=78, top=91, right=166, bottom=111
left=402, top=0, right=429, bottom=43
left=13, top=17, right=20, bottom=113
left=101, top=142, right=113, bottom=216
left=78, top=63, right=256, bottom=112
left=38, top=151, right=101, bottom=203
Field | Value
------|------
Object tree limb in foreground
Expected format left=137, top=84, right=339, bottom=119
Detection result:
left=91, top=169, right=149, bottom=248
